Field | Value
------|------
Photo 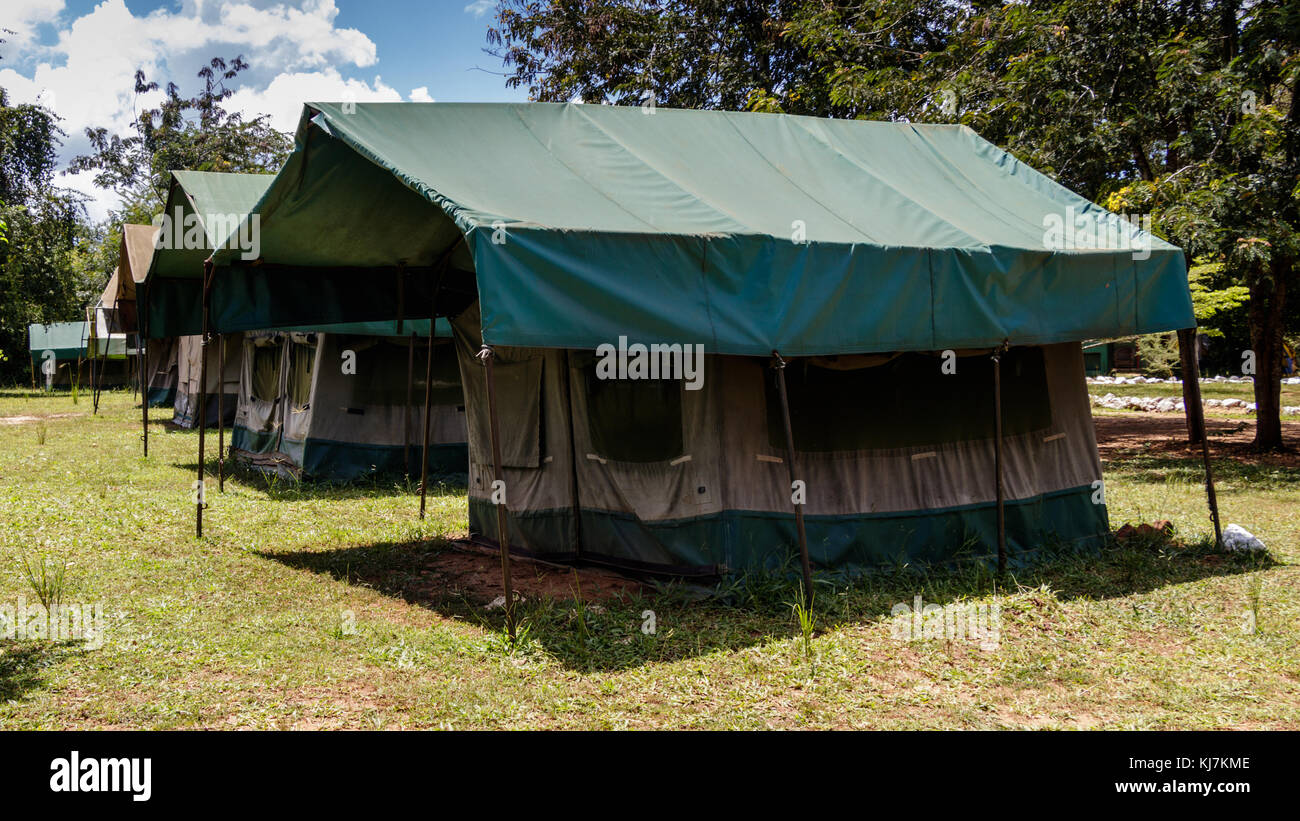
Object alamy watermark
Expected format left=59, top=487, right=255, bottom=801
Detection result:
left=890, top=595, right=1000, bottom=650
left=152, top=208, right=260, bottom=261
left=595, top=336, right=705, bottom=390
left=0, top=597, right=105, bottom=649
left=1042, top=206, right=1151, bottom=261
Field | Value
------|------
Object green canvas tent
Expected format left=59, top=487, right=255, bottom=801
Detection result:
left=28, top=321, right=90, bottom=389
left=143, top=171, right=275, bottom=427
left=206, top=102, right=1197, bottom=576
left=231, top=318, right=467, bottom=482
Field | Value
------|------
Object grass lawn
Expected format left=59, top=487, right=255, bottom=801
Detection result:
left=0, top=388, right=1296, bottom=729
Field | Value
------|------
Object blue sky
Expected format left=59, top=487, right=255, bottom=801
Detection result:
left=0, top=1, right=530, bottom=217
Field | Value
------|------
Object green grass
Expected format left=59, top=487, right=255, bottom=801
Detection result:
left=0, top=388, right=1296, bottom=729
left=1089, top=377, right=1300, bottom=403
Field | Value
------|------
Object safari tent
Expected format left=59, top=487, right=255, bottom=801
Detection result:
left=205, top=102, right=1197, bottom=578
left=232, top=319, right=467, bottom=482
left=142, top=171, right=275, bottom=428
left=111, top=223, right=179, bottom=407
left=27, top=321, right=98, bottom=389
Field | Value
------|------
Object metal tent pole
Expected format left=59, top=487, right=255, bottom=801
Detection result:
left=771, top=352, right=814, bottom=605
left=992, top=345, right=1008, bottom=576
left=142, top=338, right=149, bottom=457
left=405, top=331, right=415, bottom=478
left=482, top=346, right=517, bottom=642
left=418, top=266, right=446, bottom=518
left=196, top=261, right=213, bottom=538
left=217, top=334, right=226, bottom=492
left=1177, top=327, right=1222, bottom=545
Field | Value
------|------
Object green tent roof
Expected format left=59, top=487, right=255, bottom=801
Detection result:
left=29, top=322, right=88, bottom=359
left=210, top=102, right=1193, bottom=355
left=144, top=171, right=276, bottom=338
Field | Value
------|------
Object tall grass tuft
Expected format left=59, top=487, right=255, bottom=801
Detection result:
left=21, top=552, right=68, bottom=612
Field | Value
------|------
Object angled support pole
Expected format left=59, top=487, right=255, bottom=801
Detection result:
left=481, top=345, right=517, bottom=642
left=1177, top=327, right=1222, bottom=545
left=771, top=351, right=814, bottom=605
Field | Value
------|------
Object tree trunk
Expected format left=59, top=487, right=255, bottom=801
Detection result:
left=1249, top=259, right=1288, bottom=450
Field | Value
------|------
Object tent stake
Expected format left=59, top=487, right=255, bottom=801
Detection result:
left=197, top=261, right=213, bottom=538
left=142, top=338, right=149, bottom=457
left=217, top=333, right=226, bottom=492
left=992, top=345, right=1008, bottom=576
left=405, top=331, right=415, bottom=477
left=482, top=346, right=517, bottom=642
left=771, top=352, right=814, bottom=605
left=418, top=266, right=446, bottom=518
left=1177, top=327, right=1222, bottom=545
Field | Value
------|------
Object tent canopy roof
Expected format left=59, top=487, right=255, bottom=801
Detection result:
left=118, top=223, right=159, bottom=302
left=211, top=102, right=1194, bottom=356
left=149, top=170, right=276, bottom=281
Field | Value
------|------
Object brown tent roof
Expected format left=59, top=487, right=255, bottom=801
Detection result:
left=117, top=223, right=158, bottom=302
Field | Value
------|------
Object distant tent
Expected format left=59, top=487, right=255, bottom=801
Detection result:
left=113, top=224, right=177, bottom=406
left=208, top=102, right=1197, bottom=575
left=232, top=319, right=467, bottom=482
left=174, top=333, right=241, bottom=428
left=28, top=321, right=91, bottom=389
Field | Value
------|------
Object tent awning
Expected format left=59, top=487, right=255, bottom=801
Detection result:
left=210, top=102, right=1193, bottom=355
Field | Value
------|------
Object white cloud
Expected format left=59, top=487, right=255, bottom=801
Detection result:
left=464, top=1, right=494, bottom=19
left=225, top=70, right=401, bottom=134
left=409, top=86, right=434, bottom=103
left=0, top=0, right=65, bottom=54
left=0, top=0, right=386, bottom=222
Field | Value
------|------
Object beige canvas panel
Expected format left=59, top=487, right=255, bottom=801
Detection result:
left=453, top=304, right=576, bottom=555
left=306, top=333, right=468, bottom=449
left=715, top=342, right=1100, bottom=517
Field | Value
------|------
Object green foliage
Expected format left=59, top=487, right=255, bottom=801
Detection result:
left=1136, top=332, right=1181, bottom=378
left=68, top=56, right=291, bottom=213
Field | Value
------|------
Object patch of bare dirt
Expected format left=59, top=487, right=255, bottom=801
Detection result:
left=0, top=412, right=84, bottom=426
left=407, top=541, right=645, bottom=605
left=1094, top=413, right=1300, bottom=468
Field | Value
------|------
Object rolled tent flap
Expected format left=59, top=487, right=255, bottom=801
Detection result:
left=210, top=102, right=1194, bottom=354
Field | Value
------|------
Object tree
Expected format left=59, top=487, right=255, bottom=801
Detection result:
left=0, top=86, right=97, bottom=382
left=490, top=0, right=1299, bottom=449
left=488, top=1, right=834, bottom=113
left=69, top=56, right=291, bottom=216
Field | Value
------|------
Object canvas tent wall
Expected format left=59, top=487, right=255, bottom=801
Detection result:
left=232, top=319, right=467, bottom=482
left=207, top=102, right=1198, bottom=576
left=174, top=332, right=241, bottom=428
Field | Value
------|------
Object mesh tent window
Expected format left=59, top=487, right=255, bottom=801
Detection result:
left=346, top=338, right=461, bottom=408
left=251, top=340, right=283, bottom=403
left=765, top=348, right=1052, bottom=452
left=288, top=336, right=316, bottom=410
left=582, top=362, right=685, bottom=464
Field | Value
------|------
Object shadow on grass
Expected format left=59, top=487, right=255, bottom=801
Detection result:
left=1105, top=453, right=1300, bottom=490
left=168, top=459, right=467, bottom=501
left=0, top=640, right=83, bottom=702
left=257, top=532, right=1276, bottom=673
